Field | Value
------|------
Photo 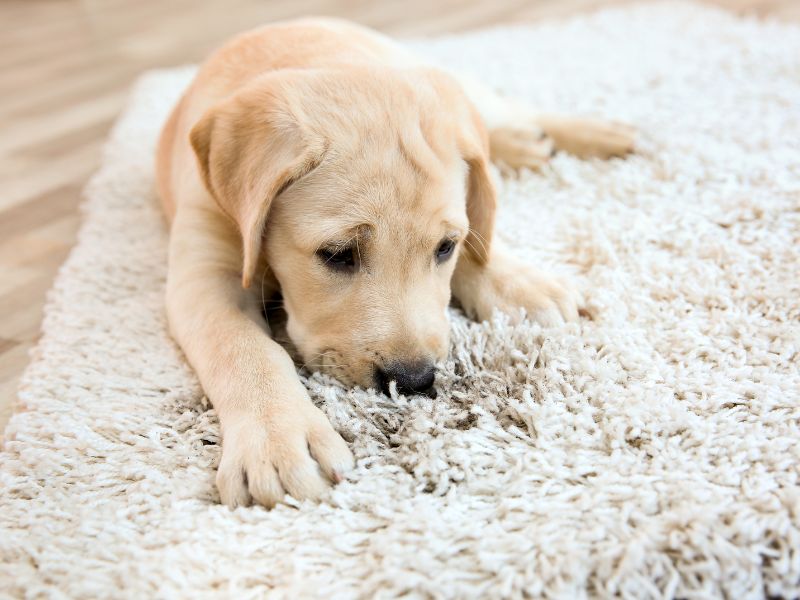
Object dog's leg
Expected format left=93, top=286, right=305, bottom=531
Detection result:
left=533, top=113, right=637, bottom=160
left=166, top=205, right=354, bottom=508
left=454, top=72, right=636, bottom=167
left=452, top=240, right=579, bottom=326
left=448, top=75, right=633, bottom=324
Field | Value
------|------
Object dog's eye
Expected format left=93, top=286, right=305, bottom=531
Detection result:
left=317, top=246, right=357, bottom=272
left=435, top=238, right=456, bottom=263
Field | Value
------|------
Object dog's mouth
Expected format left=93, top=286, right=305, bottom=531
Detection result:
left=261, top=298, right=362, bottom=385
left=263, top=292, right=439, bottom=397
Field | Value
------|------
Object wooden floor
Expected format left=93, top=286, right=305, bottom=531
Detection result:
left=0, top=0, right=796, bottom=436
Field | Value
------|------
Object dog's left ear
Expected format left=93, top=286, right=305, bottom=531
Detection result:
left=459, top=106, right=497, bottom=265
left=190, top=74, right=324, bottom=288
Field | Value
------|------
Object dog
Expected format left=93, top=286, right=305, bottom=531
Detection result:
left=155, top=17, right=635, bottom=508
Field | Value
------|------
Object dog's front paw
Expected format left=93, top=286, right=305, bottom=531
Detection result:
left=494, top=265, right=579, bottom=326
left=216, top=401, right=354, bottom=508
left=455, top=252, right=580, bottom=326
left=534, top=278, right=580, bottom=326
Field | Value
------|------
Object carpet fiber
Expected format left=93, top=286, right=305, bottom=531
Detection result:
left=2, top=3, right=799, bottom=598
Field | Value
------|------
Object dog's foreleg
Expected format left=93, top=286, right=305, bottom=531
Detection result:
left=451, top=240, right=579, bottom=326
left=166, top=205, right=354, bottom=508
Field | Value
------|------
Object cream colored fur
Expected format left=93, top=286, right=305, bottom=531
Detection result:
left=156, top=17, right=634, bottom=508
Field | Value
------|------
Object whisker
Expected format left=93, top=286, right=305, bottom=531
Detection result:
left=462, top=236, right=483, bottom=259
left=467, top=227, right=489, bottom=256
left=297, top=351, right=329, bottom=372
left=317, top=233, right=359, bottom=256
left=313, top=231, right=358, bottom=256
left=297, top=350, right=339, bottom=372
left=298, top=350, right=359, bottom=373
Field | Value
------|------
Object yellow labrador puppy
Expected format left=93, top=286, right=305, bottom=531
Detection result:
left=156, top=18, right=634, bottom=508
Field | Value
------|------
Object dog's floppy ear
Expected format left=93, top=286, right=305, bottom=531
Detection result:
left=190, top=75, right=323, bottom=288
left=460, top=108, right=497, bottom=265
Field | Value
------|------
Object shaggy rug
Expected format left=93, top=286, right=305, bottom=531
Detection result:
left=2, top=3, right=799, bottom=598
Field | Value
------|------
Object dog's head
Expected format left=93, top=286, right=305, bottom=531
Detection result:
left=190, top=67, right=496, bottom=395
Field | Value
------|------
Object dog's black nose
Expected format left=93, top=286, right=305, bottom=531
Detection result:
left=376, top=360, right=437, bottom=398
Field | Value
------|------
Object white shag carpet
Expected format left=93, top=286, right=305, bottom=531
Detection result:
left=2, top=3, right=799, bottom=598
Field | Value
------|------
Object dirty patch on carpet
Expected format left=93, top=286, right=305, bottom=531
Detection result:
left=1, top=3, right=799, bottom=598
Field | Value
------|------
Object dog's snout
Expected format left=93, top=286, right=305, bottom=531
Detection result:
left=376, top=359, right=437, bottom=398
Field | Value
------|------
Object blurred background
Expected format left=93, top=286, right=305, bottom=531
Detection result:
left=0, top=0, right=796, bottom=432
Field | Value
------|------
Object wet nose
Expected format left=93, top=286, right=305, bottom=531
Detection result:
left=375, top=359, right=437, bottom=398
